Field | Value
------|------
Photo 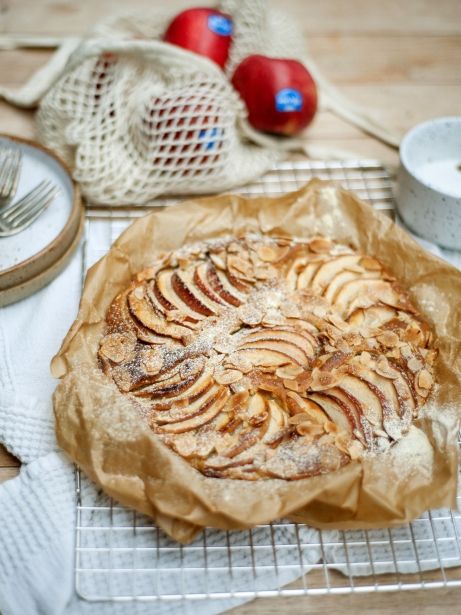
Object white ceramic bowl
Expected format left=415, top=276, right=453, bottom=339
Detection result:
left=396, top=117, right=461, bottom=250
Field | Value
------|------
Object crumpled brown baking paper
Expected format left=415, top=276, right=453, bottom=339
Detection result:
left=52, top=180, right=461, bottom=543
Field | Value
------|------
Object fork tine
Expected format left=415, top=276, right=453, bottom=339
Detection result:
left=11, top=185, right=59, bottom=228
left=0, top=150, right=16, bottom=199
left=0, top=180, right=51, bottom=221
left=3, top=150, right=22, bottom=200
left=2, top=188, right=59, bottom=236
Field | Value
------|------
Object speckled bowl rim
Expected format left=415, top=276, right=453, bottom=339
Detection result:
left=400, top=116, right=461, bottom=200
left=0, top=134, right=82, bottom=289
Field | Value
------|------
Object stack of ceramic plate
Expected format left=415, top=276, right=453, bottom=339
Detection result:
left=0, top=135, right=84, bottom=307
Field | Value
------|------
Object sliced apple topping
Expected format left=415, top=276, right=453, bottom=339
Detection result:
left=101, top=233, right=435, bottom=481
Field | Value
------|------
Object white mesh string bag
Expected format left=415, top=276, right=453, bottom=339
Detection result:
left=10, top=0, right=399, bottom=206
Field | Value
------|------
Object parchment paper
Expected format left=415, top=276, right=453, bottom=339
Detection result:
left=52, top=180, right=461, bottom=543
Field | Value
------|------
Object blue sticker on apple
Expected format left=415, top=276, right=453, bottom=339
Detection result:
left=208, top=15, right=233, bottom=36
left=275, top=88, right=303, bottom=112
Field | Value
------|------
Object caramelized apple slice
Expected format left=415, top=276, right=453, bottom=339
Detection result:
left=307, top=393, right=354, bottom=435
left=153, top=384, right=225, bottom=424
left=156, top=270, right=207, bottom=320
left=194, top=263, right=228, bottom=306
left=239, top=338, right=308, bottom=366
left=310, top=255, right=362, bottom=291
left=128, top=286, right=191, bottom=340
left=157, top=387, right=229, bottom=434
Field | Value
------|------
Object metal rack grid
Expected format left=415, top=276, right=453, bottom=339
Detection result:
left=75, top=160, right=461, bottom=602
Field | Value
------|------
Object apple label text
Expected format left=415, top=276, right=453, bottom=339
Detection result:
left=208, top=15, right=233, bottom=37
left=275, top=89, right=304, bottom=112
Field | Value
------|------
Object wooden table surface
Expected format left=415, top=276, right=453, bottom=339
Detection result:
left=0, top=0, right=460, bottom=613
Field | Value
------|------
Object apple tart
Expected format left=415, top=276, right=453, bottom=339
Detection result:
left=98, top=234, right=436, bottom=480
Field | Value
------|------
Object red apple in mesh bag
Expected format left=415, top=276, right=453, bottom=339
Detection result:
left=164, top=8, right=233, bottom=69
left=231, top=55, right=318, bottom=136
left=141, top=94, right=224, bottom=176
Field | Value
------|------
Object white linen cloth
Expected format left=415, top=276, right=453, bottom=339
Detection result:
left=0, top=221, right=460, bottom=615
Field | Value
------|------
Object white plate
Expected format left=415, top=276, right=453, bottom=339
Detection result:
left=0, top=135, right=75, bottom=271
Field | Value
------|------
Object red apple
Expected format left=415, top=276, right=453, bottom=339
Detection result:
left=164, top=8, right=233, bottom=69
left=231, top=55, right=318, bottom=136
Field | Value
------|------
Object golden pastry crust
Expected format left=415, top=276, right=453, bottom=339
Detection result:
left=99, top=234, right=436, bottom=480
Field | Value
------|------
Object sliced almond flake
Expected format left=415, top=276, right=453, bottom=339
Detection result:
left=310, top=368, right=342, bottom=391
left=407, top=357, right=423, bottom=372
left=308, top=237, right=333, bottom=253
left=328, top=313, right=349, bottom=331
left=375, top=356, right=399, bottom=380
left=283, top=378, right=299, bottom=392
left=348, top=440, right=364, bottom=460
left=226, top=352, right=253, bottom=373
left=227, top=242, right=241, bottom=254
left=262, top=310, right=285, bottom=326
left=288, top=413, right=312, bottom=425
left=276, top=364, right=304, bottom=380
left=214, top=368, right=243, bottom=385
left=418, top=368, right=433, bottom=390
left=99, top=333, right=136, bottom=364
left=377, top=331, right=400, bottom=348
left=360, top=256, right=382, bottom=271
left=256, top=245, right=280, bottom=262
left=213, top=340, right=233, bottom=355
left=324, top=421, right=339, bottom=434
left=281, top=303, right=301, bottom=318
left=140, top=347, right=164, bottom=374
left=133, top=285, right=145, bottom=299
left=296, top=422, right=324, bottom=437
left=178, top=256, right=191, bottom=269
left=210, top=253, right=226, bottom=270
left=254, top=265, right=277, bottom=280
left=238, top=305, right=263, bottom=326
left=228, top=255, right=254, bottom=276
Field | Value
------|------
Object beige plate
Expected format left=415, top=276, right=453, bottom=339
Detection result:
left=0, top=134, right=82, bottom=291
left=0, top=209, right=84, bottom=307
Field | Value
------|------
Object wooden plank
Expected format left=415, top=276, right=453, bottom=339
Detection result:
left=0, top=467, right=20, bottom=483
left=308, top=35, right=461, bottom=85
left=0, top=444, right=20, bottom=467
left=1, top=35, right=460, bottom=88
left=1, top=0, right=461, bottom=37
left=227, top=587, right=461, bottom=615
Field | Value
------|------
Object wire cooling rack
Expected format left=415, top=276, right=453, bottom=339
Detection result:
left=76, top=160, right=461, bottom=602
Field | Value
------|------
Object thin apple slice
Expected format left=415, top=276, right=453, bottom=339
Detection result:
left=128, top=287, right=191, bottom=340
left=333, top=279, right=399, bottom=318
left=107, top=290, right=168, bottom=344
left=239, top=338, right=308, bottom=366
left=348, top=305, right=396, bottom=328
left=326, top=387, right=369, bottom=442
left=308, top=392, right=354, bottom=435
left=156, top=270, right=207, bottom=320
left=206, top=265, right=242, bottom=306
left=310, top=255, right=362, bottom=291
left=262, top=399, right=289, bottom=443
left=337, top=373, right=383, bottom=428
left=232, top=347, right=292, bottom=368
left=158, top=387, right=229, bottom=434
left=352, top=366, right=404, bottom=440
left=296, top=261, right=324, bottom=289
left=172, top=270, right=218, bottom=316
left=194, top=263, right=228, bottom=306
left=153, top=384, right=224, bottom=424
left=216, top=268, right=248, bottom=302
left=241, top=327, right=316, bottom=358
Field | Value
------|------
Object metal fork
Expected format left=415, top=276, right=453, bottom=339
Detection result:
left=0, top=146, right=22, bottom=205
left=0, top=180, right=59, bottom=237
